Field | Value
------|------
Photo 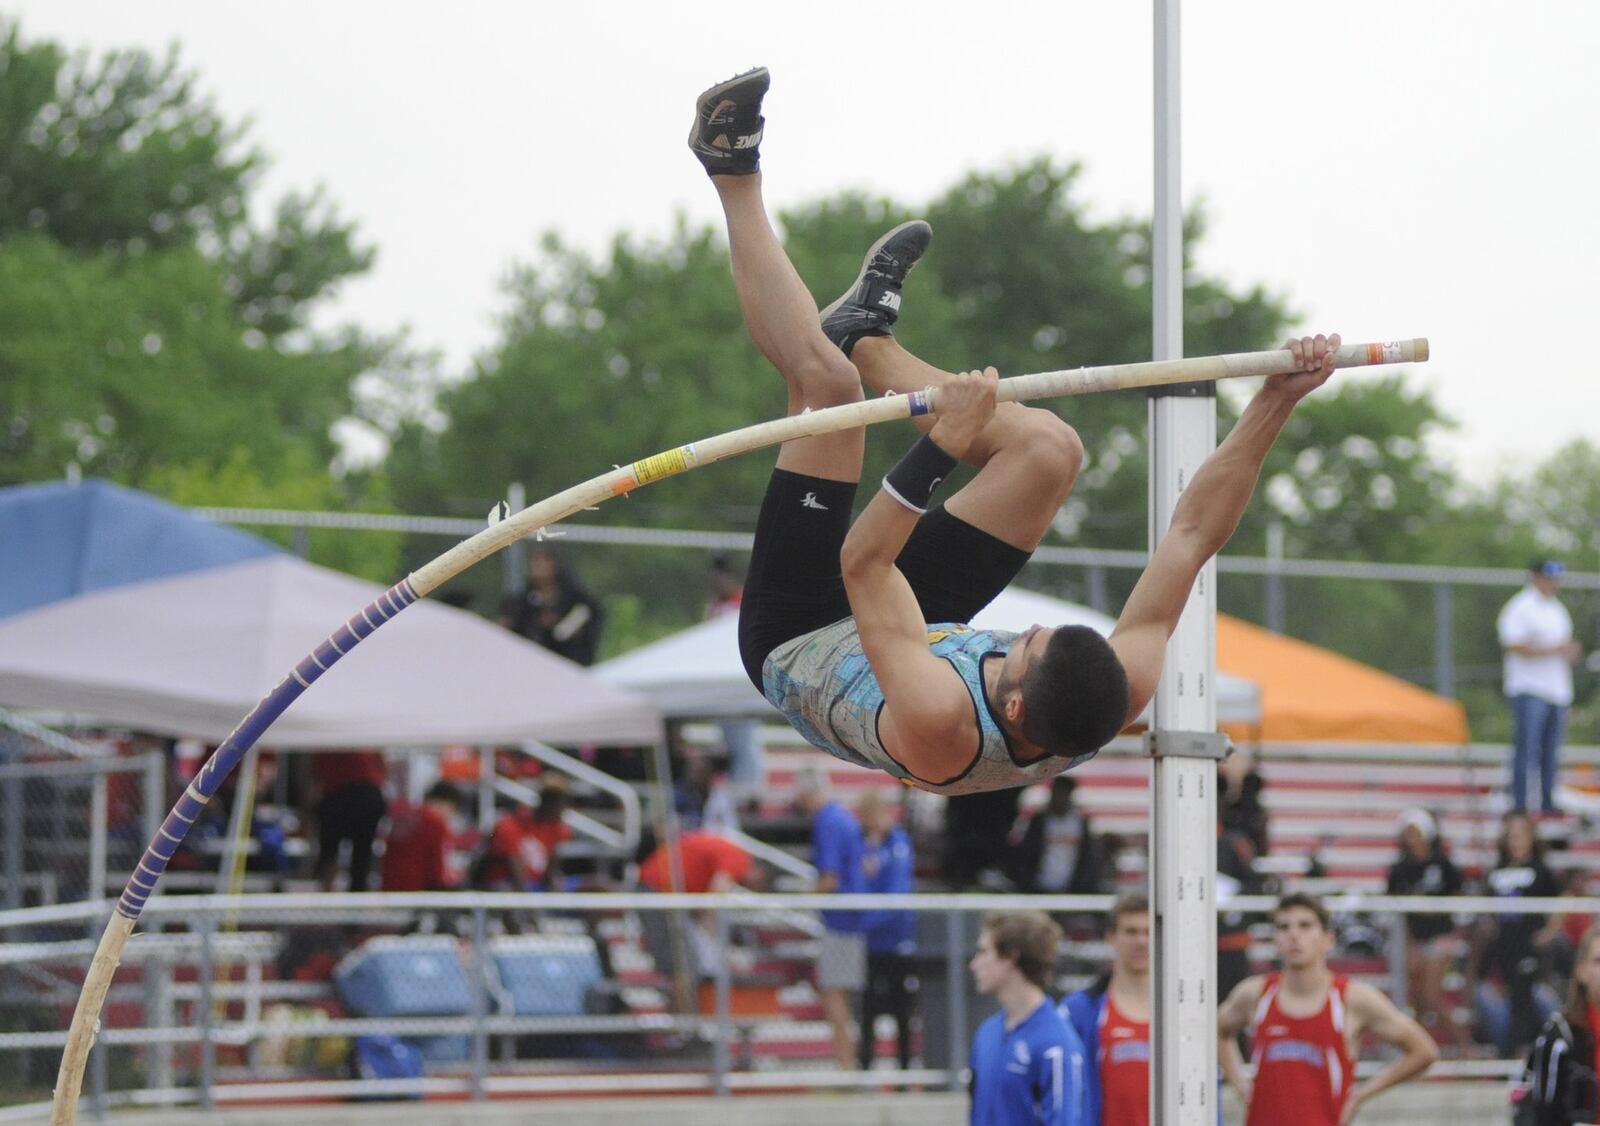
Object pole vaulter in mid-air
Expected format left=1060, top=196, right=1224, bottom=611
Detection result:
left=50, top=63, right=1428, bottom=1125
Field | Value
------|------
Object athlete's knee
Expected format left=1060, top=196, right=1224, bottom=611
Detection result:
left=787, top=342, right=863, bottom=410
left=1009, top=407, right=1083, bottom=484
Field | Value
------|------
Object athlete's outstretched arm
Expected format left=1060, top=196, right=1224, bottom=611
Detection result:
left=841, top=369, right=997, bottom=775
left=1339, top=982, right=1438, bottom=1125
left=1108, top=334, right=1338, bottom=720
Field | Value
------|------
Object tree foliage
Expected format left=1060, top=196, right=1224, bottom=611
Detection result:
left=0, top=19, right=404, bottom=581
left=386, top=161, right=1295, bottom=639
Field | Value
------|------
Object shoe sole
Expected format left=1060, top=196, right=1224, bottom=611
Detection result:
left=818, top=219, right=933, bottom=325
left=688, top=67, right=770, bottom=160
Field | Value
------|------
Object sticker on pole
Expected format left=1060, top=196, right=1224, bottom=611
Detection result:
left=1367, top=342, right=1405, bottom=364
left=618, top=444, right=699, bottom=493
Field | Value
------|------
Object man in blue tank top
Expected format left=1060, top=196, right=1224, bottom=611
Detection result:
left=689, top=67, right=1340, bottom=796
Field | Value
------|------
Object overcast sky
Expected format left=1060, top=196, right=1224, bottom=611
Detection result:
left=10, top=1, right=1598, bottom=484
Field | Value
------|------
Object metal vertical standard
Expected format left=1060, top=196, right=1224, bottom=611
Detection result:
left=1151, top=0, right=1221, bottom=1121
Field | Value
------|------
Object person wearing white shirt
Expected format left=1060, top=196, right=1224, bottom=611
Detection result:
left=1497, top=560, right=1582, bottom=813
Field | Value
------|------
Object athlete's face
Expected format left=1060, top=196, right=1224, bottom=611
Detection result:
left=1109, top=911, right=1151, bottom=976
left=969, top=928, right=1018, bottom=996
left=1273, top=906, right=1334, bottom=970
left=998, top=625, right=1058, bottom=721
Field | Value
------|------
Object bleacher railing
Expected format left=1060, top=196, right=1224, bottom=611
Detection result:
left=0, top=890, right=1580, bottom=1119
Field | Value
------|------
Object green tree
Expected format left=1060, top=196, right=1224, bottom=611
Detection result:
left=387, top=162, right=1295, bottom=645
left=0, top=20, right=407, bottom=579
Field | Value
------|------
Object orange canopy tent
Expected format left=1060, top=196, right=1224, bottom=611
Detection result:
left=1216, top=614, right=1470, bottom=744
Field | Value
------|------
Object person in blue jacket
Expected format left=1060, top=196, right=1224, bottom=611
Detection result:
left=857, top=789, right=918, bottom=1069
left=969, top=910, right=1087, bottom=1126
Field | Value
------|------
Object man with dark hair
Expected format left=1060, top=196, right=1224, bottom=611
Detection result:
left=1062, top=893, right=1151, bottom=1126
left=1218, top=893, right=1437, bottom=1125
left=692, top=67, right=1340, bottom=796
left=1014, top=777, right=1102, bottom=896
left=969, top=911, right=1087, bottom=1125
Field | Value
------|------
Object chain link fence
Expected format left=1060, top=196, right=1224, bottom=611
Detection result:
left=0, top=890, right=1571, bottom=1121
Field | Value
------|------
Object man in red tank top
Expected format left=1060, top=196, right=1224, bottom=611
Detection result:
left=1218, top=893, right=1437, bottom=1125
left=1061, top=892, right=1151, bottom=1125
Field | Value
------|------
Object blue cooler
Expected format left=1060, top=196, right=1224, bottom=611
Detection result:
left=489, top=934, right=603, bottom=1016
left=336, top=935, right=472, bottom=1017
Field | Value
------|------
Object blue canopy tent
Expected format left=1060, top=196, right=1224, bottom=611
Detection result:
left=0, top=479, right=281, bottom=620
left=0, top=479, right=660, bottom=746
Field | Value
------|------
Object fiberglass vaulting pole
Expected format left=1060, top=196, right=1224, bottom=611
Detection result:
left=1149, top=1, right=1223, bottom=1123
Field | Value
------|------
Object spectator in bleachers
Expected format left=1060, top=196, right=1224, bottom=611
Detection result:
left=473, top=777, right=572, bottom=891
left=1217, top=809, right=1265, bottom=1003
left=944, top=787, right=1022, bottom=890
left=1498, top=559, right=1581, bottom=815
left=635, top=830, right=767, bottom=1006
left=1385, top=807, right=1464, bottom=1047
left=381, top=781, right=466, bottom=892
left=1220, top=755, right=1270, bottom=861
left=856, top=789, right=917, bottom=1071
left=796, top=764, right=867, bottom=1071
left=1513, top=922, right=1600, bottom=1125
left=673, top=751, right=739, bottom=834
left=1012, top=776, right=1103, bottom=896
left=1062, top=892, right=1151, bottom=1126
left=968, top=910, right=1087, bottom=1126
left=637, top=829, right=763, bottom=894
left=500, top=546, right=604, bottom=666
left=1475, top=810, right=1564, bottom=1056
left=311, top=749, right=389, bottom=892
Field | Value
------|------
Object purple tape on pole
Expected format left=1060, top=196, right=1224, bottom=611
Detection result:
left=116, top=579, right=418, bottom=920
left=907, top=390, right=932, bottom=417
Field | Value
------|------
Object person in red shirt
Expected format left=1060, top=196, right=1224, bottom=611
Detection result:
left=380, top=781, right=466, bottom=892
left=475, top=779, right=573, bottom=891
left=635, top=830, right=767, bottom=1007
left=638, top=830, right=762, bottom=893
left=1061, top=892, right=1151, bottom=1125
left=1219, top=893, right=1437, bottom=1125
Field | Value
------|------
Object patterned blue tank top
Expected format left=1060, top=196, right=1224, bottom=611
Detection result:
left=761, top=618, right=1095, bottom=795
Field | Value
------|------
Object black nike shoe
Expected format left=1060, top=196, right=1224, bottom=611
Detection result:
left=819, top=220, right=933, bottom=357
left=688, top=67, right=769, bottom=177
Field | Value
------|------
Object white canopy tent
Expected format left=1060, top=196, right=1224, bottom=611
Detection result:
left=0, top=555, right=661, bottom=747
left=596, top=586, right=1260, bottom=724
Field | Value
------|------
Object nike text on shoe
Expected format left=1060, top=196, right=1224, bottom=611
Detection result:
left=819, top=220, right=933, bottom=358
left=688, top=67, right=770, bottom=177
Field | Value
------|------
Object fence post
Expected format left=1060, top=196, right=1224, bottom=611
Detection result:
left=2, top=763, right=20, bottom=911
left=471, top=904, right=489, bottom=1102
left=1434, top=583, right=1456, bottom=698
left=1266, top=522, right=1286, bottom=633
left=945, top=910, right=967, bottom=1090
left=713, top=908, right=732, bottom=1096
left=1388, top=911, right=1410, bottom=1014
left=198, top=911, right=216, bottom=1111
left=90, top=773, right=108, bottom=903
left=1087, top=564, right=1109, bottom=615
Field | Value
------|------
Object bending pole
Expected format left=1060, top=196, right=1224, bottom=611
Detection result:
left=50, top=336, right=1427, bottom=1121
